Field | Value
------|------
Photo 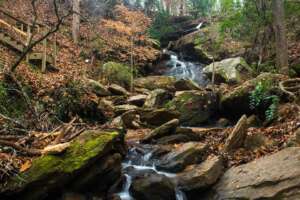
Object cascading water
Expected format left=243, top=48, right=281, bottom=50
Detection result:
left=164, top=53, right=208, bottom=86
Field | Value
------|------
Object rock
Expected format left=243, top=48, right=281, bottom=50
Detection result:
left=140, top=108, right=180, bottom=126
left=142, top=119, right=179, bottom=143
left=110, top=116, right=123, bottom=129
left=0, top=130, right=124, bottom=200
left=174, top=79, right=202, bottom=91
left=121, top=110, right=141, bottom=129
left=246, top=114, right=261, bottom=127
left=156, top=134, right=197, bottom=145
left=144, top=89, right=173, bottom=108
left=203, top=57, right=252, bottom=84
left=244, top=132, right=271, bottom=150
left=134, top=76, right=176, bottom=91
left=286, top=128, right=300, bottom=147
left=205, top=147, right=300, bottom=200
left=157, top=142, right=208, bottom=173
left=130, top=174, right=176, bottom=200
left=114, top=104, right=138, bottom=115
left=216, top=118, right=230, bottom=127
left=220, top=73, right=286, bottom=118
left=85, top=79, right=111, bottom=96
left=102, top=62, right=132, bottom=90
left=165, top=90, right=217, bottom=126
left=62, top=193, right=86, bottom=200
left=224, top=115, right=248, bottom=152
left=175, top=156, right=223, bottom=194
left=108, top=84, right=129, bottom=96
left=98, top=99, right=115, bottom=119
left=127, top=95, right=147, bottom=107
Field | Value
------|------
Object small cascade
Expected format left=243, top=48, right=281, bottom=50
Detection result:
left=165, top=53, right=208, bottom=86
left=117, top=144, right=186, bottom=200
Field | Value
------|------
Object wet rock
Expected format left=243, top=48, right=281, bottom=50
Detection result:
left=127, top=95, right=147, bottom=107
left=174, top=78, right=202, bottom=91
left=224, top=115, right=248, bottom=152
left=0, top=130, right=124, bottom=200
left=156, top=134, right=197, bottom=145
left=157, top=142, right=208, bottom=173
left=140, top=108, right=180, bottom=126
left=108, top=84, right=130, bottom=96
left=144, top=89, right=173, bottom=108
left=203, top=57, right=252, bottom=84
left=134, top=76, right=176, bottom=91
left=102, top=62, right=132, bottom=90
left=165, top=90, right=217, bottom=126
left=85, top=79, right=111, bottom=96
left=142, top=119, right=179, bottom=143
left=204, top=147, right=300, bottom=200
left=130, top=174, right=176, bottom=200
left=175, top=156, right=223, bottom=193
left=114, top=104, right=138, bottom=115
left=220, top=73, right=286, bottom=118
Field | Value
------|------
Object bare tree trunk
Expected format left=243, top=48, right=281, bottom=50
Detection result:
left=72, top=0, right=80, bottom=44
left=272, top=0, right=289, bottom=74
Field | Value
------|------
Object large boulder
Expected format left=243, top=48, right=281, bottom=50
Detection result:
left=134, top=76, right=176, bottom=91
left=127, top=95, right=147, bottom=107
left=203, top=57, right=252, bottom=84
left=0, top=130, right=124, bottom=200
left=166, top=90, right=217, bottom=126
left=175, top=156, right=224, bottom=195
left=130, top=173, right=176, bottom=200
left=174, top=79, right=202, bottom=91
left=157, top=142, right=208, bottom=172
left=205, top=147, right=300, bottom=200
left=140, top=108, right=180, bottom=126
left=102, top=62, right=132, bottom=90
left=144, top=89, right=173, bottom=108
left=220, top=73, right=286, bottom=118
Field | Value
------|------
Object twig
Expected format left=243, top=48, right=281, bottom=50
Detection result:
left=0, top=139, right=41, bottom=156
left=0, top=113, right=25, bottom=128
left=53, top=117, right=77, bottom=145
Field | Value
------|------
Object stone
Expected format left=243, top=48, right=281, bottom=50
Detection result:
left=217, top=118, right=230, bottom=127
left=174, top=79, right=202, bottom=91
left=175, top=156, right=223, bottom=193
left=121, top=110, right=141, bottom=129
left=108, top=84, right=129, bottom=96
left=246, top=114, right=261, bottom=127
left=140, top=108, right=180, bottom=126
left=203, top=57, right=252, bottom=84
left=224, top=115, right=248, bottom=152
left=127, top=95, right=147, bottom=107
left=144, top=89, right=173, bottom=108
left=165, top=90, right=217, bottom=126
left=204, top=147, right=300, bottom=200
left=244, top=132, right=271, bottom=150
left=85, top=79, right=111, bottom=96
left=0, top=130, right=124, bottom=200
left=98, top=99, right=115, bottom=119
left=142, top=119, right=179, bottom=143
left=102, top=62, right=132, bottom=90
left=157, top=142, right=208, bottom=173
left=156, top=134, right=197, bottom=145
left=130, top=173, right=176, bottom=200
left=114, top=104, right=138, bottom=115
left=220, top=73, right=286, bottom=118
left=134, top=76, right=176, bottom=91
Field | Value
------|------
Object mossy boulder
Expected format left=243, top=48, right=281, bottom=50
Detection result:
left=203, top=57, right=252, bottom=84
left=85, top=79, right=111, bottom=96
left=102, top=62, right=133, bottom=90
left=0, top=130, right=124, bottom=200
left=220, top=73, right=286, bottom=118
left=134, top=76, right=176, bottom=91
left=165, top=90, right=217, bottom=126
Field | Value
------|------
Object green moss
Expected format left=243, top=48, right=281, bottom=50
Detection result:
left=8, top=131, right=119, bottom=190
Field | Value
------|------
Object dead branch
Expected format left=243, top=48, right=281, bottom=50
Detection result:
left=53, top=117, right=77, bottom=145
left=0, top=139, right=42, bottom=156
left=0, top=113, right=25, bottom=128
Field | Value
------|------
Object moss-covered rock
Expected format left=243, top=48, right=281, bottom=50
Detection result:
left=0, top=130, right=124, bottom=200
left=165, top=90, right=217, bottom=126
left=134, top=76, right=176, bottom=91
left=102, top=62, right=133, bottom=90
left=220, top=73, right=286, bottom=118
left=85, top=79, right=111, bottom=96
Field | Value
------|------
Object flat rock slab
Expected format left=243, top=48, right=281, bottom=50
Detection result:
left=205, top=147, right=300, bottom=200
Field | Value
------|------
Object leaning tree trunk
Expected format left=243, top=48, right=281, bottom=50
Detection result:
left=72, top=0, right=80, bottom=44
left=272, top=0, right=289, bottom=75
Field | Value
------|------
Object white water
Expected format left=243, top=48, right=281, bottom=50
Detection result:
left=117, top=145, right=186, bottom=200
left=165, top=54, right=208, bottom=86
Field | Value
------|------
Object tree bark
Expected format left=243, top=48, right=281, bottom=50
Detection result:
left=72, top=0, right=80, bottom=44
left=272, top=0, right=289, bottom=74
